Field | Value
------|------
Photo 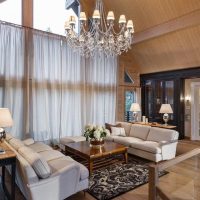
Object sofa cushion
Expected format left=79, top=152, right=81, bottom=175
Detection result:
left=9, top=138, right=25, bottom=151
left=130, top=141, right=162, bottom=154
left=39, top=150, right=65, bottom=162
left=18, top=146, right=51, bottom=179
left=147, top=127, right=179, bottom=142
left=23, top=138, right=35, bottom=146
left=48, top=156, right=88, bottom=181
left=105, top=135, right=123, bottom=142
left=28, top=142, right=52, bottom=153
left=118, top=122, right=132, bottom=136
left=111, top=127, right=126, bottom=136
left=113, top=136, right=143, bottom=146
left=60, top=136, right=86, bottom=145
left=105, top=123, right=121, bottom=132
left=129, top=124, right=151, bottom=140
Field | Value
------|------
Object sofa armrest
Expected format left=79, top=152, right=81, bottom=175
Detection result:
left=160, top=141, right=178, bottom=160
left=27, top=162, right=81, bottom=200
left=159, top=140, right=178, bottom=147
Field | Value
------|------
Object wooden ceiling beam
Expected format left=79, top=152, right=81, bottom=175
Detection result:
left=133, top=9, right=200, bottom=44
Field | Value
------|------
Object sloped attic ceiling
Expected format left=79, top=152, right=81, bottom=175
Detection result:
left=80, top=0, right=200, bottom=74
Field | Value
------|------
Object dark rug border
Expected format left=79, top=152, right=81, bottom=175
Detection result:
left=87, top=169, right=169, bottom=200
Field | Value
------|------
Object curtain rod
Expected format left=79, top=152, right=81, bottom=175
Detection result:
left=0, top=20, right=66, bottom=40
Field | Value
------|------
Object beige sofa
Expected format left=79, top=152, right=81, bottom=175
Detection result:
left=105, top=122, right=179, bottom=162
left=5, top=134, right=89, bottom=200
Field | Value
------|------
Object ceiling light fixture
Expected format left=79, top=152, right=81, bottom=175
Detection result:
left=64, top=0, right=134, bottom=57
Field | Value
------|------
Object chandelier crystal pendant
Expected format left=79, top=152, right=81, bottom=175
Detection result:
left=64, top=0, right=134, bottom=57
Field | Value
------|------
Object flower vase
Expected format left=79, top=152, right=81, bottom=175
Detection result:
left=90, top=138, right=104, bottom=149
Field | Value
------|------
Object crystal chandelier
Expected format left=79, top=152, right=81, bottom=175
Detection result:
left=64, top=0, right=134, bottom=57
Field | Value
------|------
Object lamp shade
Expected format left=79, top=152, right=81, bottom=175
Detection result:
left=0, top=108, right=13, bottom=127
left=130, top=103, right=141, bottom=112
left=159, top=104, right=173, bottom=114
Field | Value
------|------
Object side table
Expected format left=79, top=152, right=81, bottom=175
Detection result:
left=0, top=141, right=16, bottom=200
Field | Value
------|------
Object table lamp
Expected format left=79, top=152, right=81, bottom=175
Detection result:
left=130, top=103, right=141, bottom=122
left=0, top=108, right=13, bottom=142
left=159, top=104, right=173, bottom=125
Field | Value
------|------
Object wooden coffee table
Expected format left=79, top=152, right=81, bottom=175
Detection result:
left=64, top=141, right=128, bottom=174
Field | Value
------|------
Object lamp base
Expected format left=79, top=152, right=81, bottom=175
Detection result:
left=0, top=128, right=6, bottom=142
left=132, top=112, right=138, bottom=122
left=163, top=113, right=169, bottom=126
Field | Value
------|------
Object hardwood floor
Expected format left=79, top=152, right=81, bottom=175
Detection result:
left=68, top=140, right=200, bottom=200
left=0, top=140, right=200, bottom=200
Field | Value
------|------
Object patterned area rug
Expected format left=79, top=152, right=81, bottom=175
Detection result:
left=88, top=156, right=167, bottom=200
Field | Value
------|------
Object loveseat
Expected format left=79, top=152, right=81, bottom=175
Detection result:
left=105, top=122, right=179, bottom=162
left=4, top=134, right=89, bottom=200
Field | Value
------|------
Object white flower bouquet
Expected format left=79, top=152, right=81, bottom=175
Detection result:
left=83, top=125, right=108, bottom=141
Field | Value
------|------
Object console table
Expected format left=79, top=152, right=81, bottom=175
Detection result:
left=0, top=141, right=16, bottom=200
left=133, top=122, right=176, bottom=129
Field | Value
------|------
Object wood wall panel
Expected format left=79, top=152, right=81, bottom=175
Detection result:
left=131, top=25, right=200, bottom=74
left=80, top=0, right=95, bottom=16
left=101, top=0, right=200, bottom=74
left=104, top=0, right=200, bottom=33
left=117, top=56, right=140, bottom=121
left=133, top=9, right=200, bottom=44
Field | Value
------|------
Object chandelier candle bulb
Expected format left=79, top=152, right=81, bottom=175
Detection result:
left=127, top=20, right=134, bottom=29
left=119, top=15, right=126, bottom=24
left=107, top=11, right=115, bottom=20
left=69, top=16, right=76, bottom=25
left=64, top=21, right=71, bottom=30
left=93, top=9, right=101, bottom=19
left=80, top=12, right=87, bottom=21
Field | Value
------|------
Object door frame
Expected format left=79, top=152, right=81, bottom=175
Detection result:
left=191, top=82, right=200, bottom=140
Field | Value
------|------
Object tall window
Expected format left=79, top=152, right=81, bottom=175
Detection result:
left=125, top=91, right=136, bottom=122
left=0, top=23, right=117, bottom=140
left=34, top=0, right=78, bottom=35
left=0, top=0, right=22, bottom=24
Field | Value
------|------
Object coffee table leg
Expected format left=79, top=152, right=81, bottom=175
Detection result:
left=124, top=152, right=128, bottom=163
left=89, top=160, right=93, bottom=175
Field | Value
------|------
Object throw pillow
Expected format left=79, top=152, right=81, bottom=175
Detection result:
left=18, top=146, right=51, bottom=179
left=105, top=123, right=121, bottom=132
left=111, top=127, right=126, bottom=136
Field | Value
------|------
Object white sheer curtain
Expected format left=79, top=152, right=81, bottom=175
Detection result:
left=0, top=23, right=118, bottom=141
left=0, top=23, right=25, bottom=138
left=30, top=31, right=63, bottom=141
left=59, top=41, right=84, bottom=138
left=31, top=34, right=117, bottom=141
left=84, top=53, right=117, bottom=125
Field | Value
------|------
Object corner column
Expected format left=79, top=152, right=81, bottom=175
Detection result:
left=22, top=0, right=33, bottom=27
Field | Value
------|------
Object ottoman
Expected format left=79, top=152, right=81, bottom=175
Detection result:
left=59, top=136, right=86, bottom=151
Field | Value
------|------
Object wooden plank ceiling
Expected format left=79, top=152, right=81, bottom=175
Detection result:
left=80, top=0, right=200, bottom=74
